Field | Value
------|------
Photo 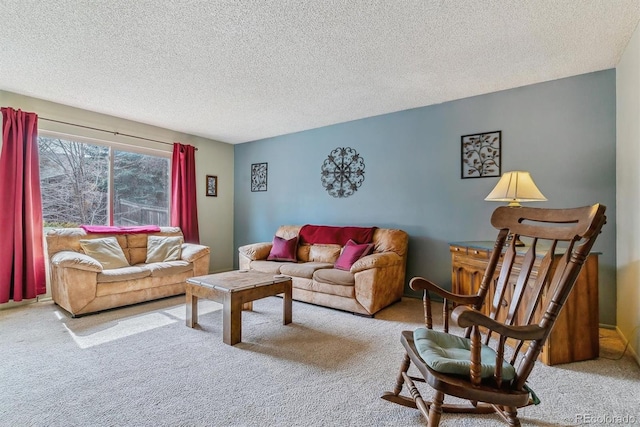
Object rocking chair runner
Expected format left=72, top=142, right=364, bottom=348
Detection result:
left=382, top=204, right=607, bottom=427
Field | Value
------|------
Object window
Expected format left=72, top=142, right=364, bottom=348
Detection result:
left=38, top=135, right=170, bottom=227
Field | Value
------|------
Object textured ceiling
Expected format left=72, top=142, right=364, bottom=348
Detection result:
left=1, top=1, right=639, bottom=144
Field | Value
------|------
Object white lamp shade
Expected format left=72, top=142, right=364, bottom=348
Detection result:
left=485, top=171, right=547, bottom=206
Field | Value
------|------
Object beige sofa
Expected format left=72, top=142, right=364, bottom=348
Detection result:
left=46, top=227, right=210, bottom=317
left=238, top=225, right=408, bottom=316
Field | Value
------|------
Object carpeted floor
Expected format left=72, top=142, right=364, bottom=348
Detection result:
left=1, top=296, right=638, bottom=427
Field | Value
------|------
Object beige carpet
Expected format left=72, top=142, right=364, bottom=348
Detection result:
left=0, top=296, right=638, bottom=427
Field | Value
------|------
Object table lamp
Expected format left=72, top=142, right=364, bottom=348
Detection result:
left=485, top=170, right=547, bottom=245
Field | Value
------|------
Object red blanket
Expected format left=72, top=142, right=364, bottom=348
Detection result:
left=80, top=225, right=161, bottom=234
left=299, top=225, right=376, bottom=246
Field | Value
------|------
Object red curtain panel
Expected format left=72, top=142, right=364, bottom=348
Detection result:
left=0, top=107, right=46, bottom=303
left=170, top=143, right=200, bottom=244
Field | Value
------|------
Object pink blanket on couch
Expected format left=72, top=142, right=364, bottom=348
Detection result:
left=299, top=225, right=376, bottom=246
left=80, top=225, right=161, bottom=234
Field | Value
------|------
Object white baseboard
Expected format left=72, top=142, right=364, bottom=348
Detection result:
left=0, top=294, right=51, bottom=311
left=0, top=298, right=37, bottom=311
left=615, top=326, right=640, bottom=367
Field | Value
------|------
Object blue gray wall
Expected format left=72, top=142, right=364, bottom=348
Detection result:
left=234, top=70, right=617, bottom=326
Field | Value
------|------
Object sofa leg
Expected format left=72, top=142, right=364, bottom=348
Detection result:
left=352, top=312, right=374, bottom=318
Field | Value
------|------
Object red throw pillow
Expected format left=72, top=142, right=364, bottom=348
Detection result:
left=334, top=239, right=374, bottom=271
left=267, top=236, right=298, bottom=262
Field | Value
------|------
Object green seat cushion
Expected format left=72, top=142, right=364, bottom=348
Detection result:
left=413, top=328, right=515, bottom=381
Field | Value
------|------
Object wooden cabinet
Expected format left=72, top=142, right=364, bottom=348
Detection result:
left=450, top=241, right=600, bottom=366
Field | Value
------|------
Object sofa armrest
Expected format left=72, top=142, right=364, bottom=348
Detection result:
left=181, top=243, right=211, bottom=276
left=352, top=252, right=407, bottom=315
left=238, top=242, right=272, bottom=261
left=181, top=243, right=210, bottom=262
left=350, top=252, right=402, bottom=273
left=51, top=251, right=103, bottom=272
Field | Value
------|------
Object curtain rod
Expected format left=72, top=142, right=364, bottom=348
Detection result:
left=39, top=117, right=197, bottom=149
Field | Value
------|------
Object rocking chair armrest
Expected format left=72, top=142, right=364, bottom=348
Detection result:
left=409, top=277, right=482, bottom=306
left=452, top=306, right=546, bottom=341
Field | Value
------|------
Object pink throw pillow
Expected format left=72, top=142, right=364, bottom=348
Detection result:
left=334, top=239, right=374, bottom=271
left=267, top=236, right=298, bottom=262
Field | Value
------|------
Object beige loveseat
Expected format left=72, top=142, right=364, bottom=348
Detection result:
left=238, top=225, right=408, bottom=316
left=47, top=227, right=210, bottom=317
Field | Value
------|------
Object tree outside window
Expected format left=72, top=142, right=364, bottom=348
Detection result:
left=38, top=136, right=170, bottom=227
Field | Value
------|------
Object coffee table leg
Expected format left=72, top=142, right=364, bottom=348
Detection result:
left=186, top=289, right=198, bottom=328
left=283, top=280, right=292, bottom=325
left=223, top=293, right=243, bottom=345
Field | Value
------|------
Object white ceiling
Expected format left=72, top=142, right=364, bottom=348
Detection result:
left=1, top=1, right=639, bottom=144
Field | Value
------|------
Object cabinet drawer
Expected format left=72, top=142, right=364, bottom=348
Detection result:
left=452, top=254, right=490, bottom=271
left=466, top=247, right=490, bottom=259
left=450, top=245, right=490, bottom=259
left=450, top=245, right=467, bottom=255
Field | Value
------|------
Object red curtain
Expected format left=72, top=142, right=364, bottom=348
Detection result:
left=0, top=107, right=46, bottom=303
left=171, top=143, right=200, bottom=244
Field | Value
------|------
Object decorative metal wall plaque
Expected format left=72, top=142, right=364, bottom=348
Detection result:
left=251, top=162, right=268, bottom=192
left=320, top=147, right=365, bottom=198
left=461, top=130, right=501, bottom=178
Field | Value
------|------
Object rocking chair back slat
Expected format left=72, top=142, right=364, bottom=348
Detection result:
left=505, top=240, right=537, bottom=325
left=476, top=229, right=510, bottom=314
left=489, top=243, right=516, bottom=321
left=510, top=242, right=557, bottom=364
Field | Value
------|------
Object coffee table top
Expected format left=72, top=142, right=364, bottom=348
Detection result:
left=187, top=270, right=291, bottom=293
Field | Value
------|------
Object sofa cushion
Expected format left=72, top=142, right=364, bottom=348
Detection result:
left=96, top=265, right=151, bottom=283
left=127, top=233, right=148, bottom=248
left=313, top=268, right=356, bottom=287
left=127, top=234, right=149, bottom=264
left=334, top=239, right=374, bottom=271
left=129, top=248, right=147, bottom=265
left=313, top=281, right=355, bottom=298
left=79, top=237, right=130, bottom=270
left=267, top=236, right=298, bottom=262
left=309, top=244, right=342, bottom=263
left=372, top=228, right=409, bottom=257
left=296, top=244, right=311, bottom=262
left=274, top=225, right=303, bottom=240
left=146, top=236, right=184, bottom=263
left=295, top=277, right=355, bottom=298
left=250, top=260, right=288, bottom=274
left=280, top=262, right=334, bottom=279
left=142, top=260, right=193, bottom=277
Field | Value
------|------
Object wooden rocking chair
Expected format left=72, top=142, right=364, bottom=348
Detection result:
left=382, top=204, right=606, bottom=426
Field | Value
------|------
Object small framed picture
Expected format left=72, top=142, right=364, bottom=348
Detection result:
left=461, top=130, right=501, bottom=179
left=251, top=163, right=268, bottom=192
left=206, top=175, right=217, bottom=197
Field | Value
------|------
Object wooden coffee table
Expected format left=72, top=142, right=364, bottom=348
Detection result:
left=185, top=270, right=292, bottom=345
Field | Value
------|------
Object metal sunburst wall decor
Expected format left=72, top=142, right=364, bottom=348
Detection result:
left=320, top=147, right=365, bottom=198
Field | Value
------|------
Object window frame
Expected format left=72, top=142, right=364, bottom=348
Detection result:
left=38, top=130, right=172, bottom=226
